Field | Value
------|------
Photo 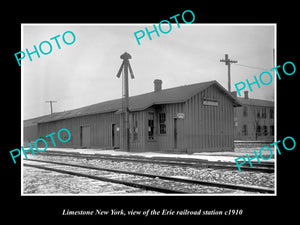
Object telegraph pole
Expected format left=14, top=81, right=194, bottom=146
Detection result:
left=220, top=54, right=238, bottom=92
left=45, top=100, right=57, bottom=114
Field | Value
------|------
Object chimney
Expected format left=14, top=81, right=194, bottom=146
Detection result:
left=231, top=91, right=237, bottom=98
left=244, top=91, right=249, bottom=99
left=154, top=79, right=162, bottom=92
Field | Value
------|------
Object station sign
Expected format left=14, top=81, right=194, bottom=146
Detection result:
left=203, top=100, right=218, bottom=106
left=176, top=113, right=185, bottom=119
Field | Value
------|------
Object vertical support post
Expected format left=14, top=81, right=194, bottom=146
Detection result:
left=45, top=100, right=57, bottom=115
left=116, top=52, right=134, bottom=152
left=124, top=60, right=130, bottom=152
left=50, top=102, right=53, bottom=114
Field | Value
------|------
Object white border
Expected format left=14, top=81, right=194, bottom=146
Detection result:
left=21, top=23, right=277, bottom=197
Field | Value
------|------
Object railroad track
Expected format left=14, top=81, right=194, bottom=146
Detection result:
left=23, top=158, right=274, bottom=194
left=34, top=151, right=274, bottom=173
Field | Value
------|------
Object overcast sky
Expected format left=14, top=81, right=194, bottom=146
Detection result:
left=22, top=24, right=275, bottom=120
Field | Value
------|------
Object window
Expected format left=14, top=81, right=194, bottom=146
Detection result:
left=159, top=113, right=166, bottom=134
left=263, top=125, right=268, bottom=136
left=256, top=109, right=261, bottom=118
left=270, top=125, right=274, bottom=136
left=148, top=112, right=154, bottom=140
left=243, top=106, right=248, bottom=117
left=242, top=124, right=248, bottom=136
left=270, top=108, right=274, bottom=119
left=262, top=108, right=267, bottom=119
left=256, top=125, right=261, bottom=136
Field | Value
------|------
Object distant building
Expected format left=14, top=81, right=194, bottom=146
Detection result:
left=24, top=80, right=241, bottom=153
left=233, top=91, right=274, bottom=141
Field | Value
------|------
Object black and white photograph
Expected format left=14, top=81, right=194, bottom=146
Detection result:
left=21, top=24, right=275, bottom=195
left=4, top=5, right=298, bottom=224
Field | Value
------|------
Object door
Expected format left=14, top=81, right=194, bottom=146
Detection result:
left=81, top=125, right=90, bottom=148
left=174, top=118, right=184, bottom=149
left=111, top=124, right=120, bottom=149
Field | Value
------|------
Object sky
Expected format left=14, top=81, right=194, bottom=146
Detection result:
left=22, top=24, right=275, bottom=120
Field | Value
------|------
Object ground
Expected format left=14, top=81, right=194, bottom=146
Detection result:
left=22, top=142, right=275, bottom=195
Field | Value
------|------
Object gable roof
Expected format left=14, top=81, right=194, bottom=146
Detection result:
left=238, top=97, right=274, bottom=107
left=33, top=80, right=241, bottom=123
left=24, top=114, right=53, bottom=127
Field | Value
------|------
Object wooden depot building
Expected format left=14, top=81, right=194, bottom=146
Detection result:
left=25, top=80, right=241, bottom=153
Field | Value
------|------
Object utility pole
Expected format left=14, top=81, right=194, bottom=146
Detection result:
left=116, top=52, right=135, bottom=152
left=45, top=100, right=57, bottom=114
left=220, top=54, right=238, bottom=92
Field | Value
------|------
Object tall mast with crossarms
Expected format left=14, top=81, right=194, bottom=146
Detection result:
left=220, top=54, right=238, bottom=92
left=116, top=52, right=135, bottom=151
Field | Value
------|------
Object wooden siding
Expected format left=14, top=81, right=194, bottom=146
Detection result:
left=38, top=112, right=119, bottom=149
left=23, top=124, right=38, bottom=147
left=185, top=85, right=234, bottom=152
left=128, top=108, right=159, bottom=152
left=36, top=84, right=235, bottom=153
left=155, top=103, right=185, bottom=152
left=125, top=111, right=145, bottom=151
left=135, top=85, right=235, bottom=153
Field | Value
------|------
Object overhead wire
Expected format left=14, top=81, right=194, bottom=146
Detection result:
left=233, top=63, right=269, bottom=71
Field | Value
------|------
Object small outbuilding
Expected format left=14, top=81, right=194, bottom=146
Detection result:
left=30, top=80, right=241, bottom=153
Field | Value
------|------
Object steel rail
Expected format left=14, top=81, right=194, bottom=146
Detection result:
left=36, top=151, right=274, bottom=173
left=24, top=158, right=274, bottom=193
left=23, top=163, right=185, bottom=194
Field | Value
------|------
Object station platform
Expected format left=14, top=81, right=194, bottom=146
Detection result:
left=38, top=147, right=275, bottom=164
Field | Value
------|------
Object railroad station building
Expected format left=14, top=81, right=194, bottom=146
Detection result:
left=233, top=91, right=274, bottom=141
left=24, top=80, right=241, bottom=153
